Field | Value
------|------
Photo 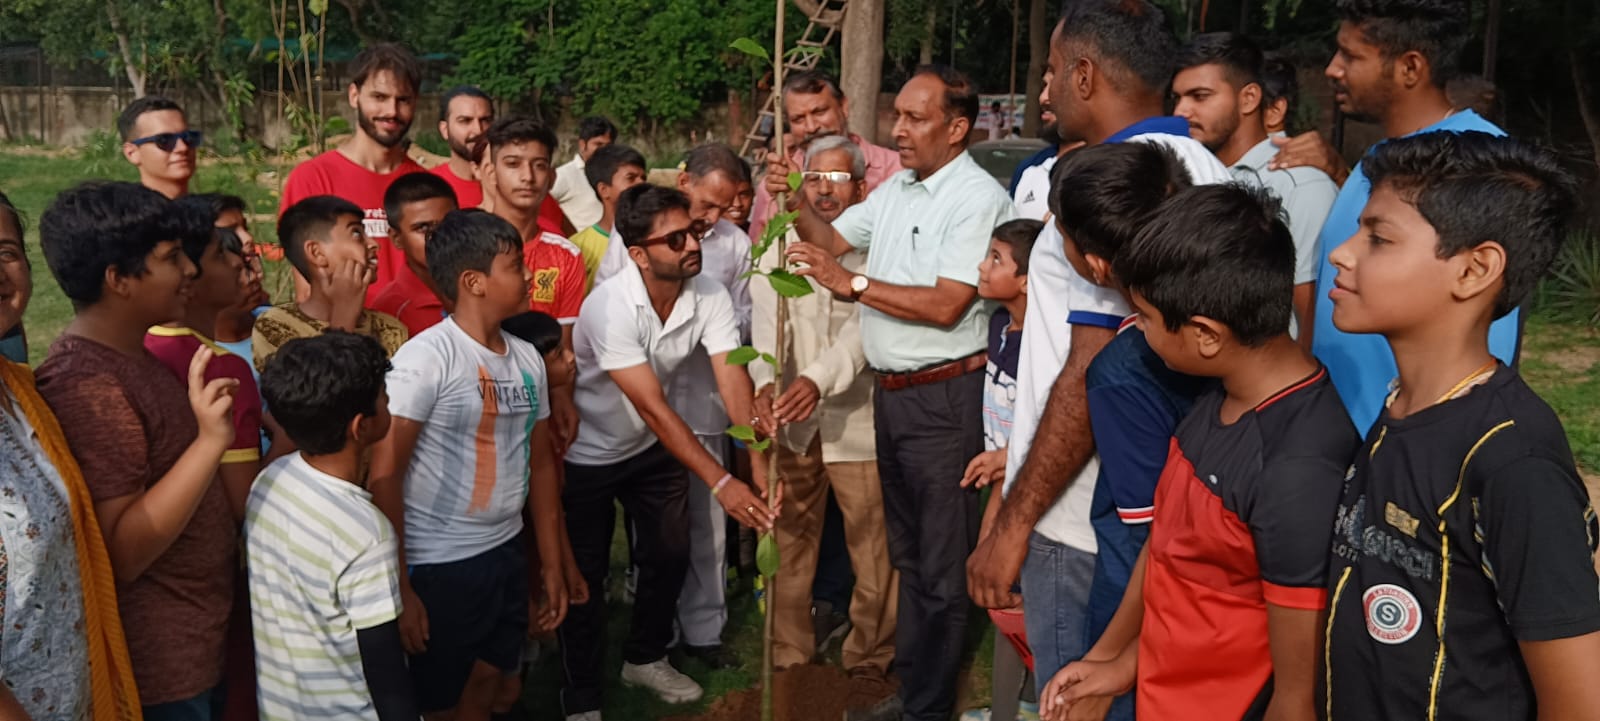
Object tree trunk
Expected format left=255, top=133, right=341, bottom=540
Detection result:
left=1570, top=47, right=1600, bottom=171
left=919, top=2, right=937, bottom=65
left=105, top=0, right=147, bottom=98
left=1022, top=0, right=1047, bottom=136
left=842, top=0, right=886, bottom=142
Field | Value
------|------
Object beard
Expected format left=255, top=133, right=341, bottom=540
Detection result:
left=359, top=108, right=411, bottom=148
left=650, top=250, right=703, bottom=281
left=1335, top=77, right=1395, bottom=124
left=448, top=132, right=481, bottom=162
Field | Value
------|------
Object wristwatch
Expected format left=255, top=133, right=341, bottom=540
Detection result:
left=849, top=274, right=870, bottom=299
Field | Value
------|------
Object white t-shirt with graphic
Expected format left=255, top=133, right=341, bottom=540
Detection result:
left=386, top=317, right=550, bottom=565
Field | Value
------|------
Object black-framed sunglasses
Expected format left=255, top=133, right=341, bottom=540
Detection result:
left=639, top=219, right=712, bottom=251
left=130, top=130, right=204, bottom=152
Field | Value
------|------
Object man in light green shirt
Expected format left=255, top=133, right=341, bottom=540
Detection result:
left=781, top=64, right=1016, bottom=721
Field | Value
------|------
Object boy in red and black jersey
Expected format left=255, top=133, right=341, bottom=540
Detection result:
left=1041, top=183, right=1359, bottom=721
left=1322, top=131, right=1600, bottom=720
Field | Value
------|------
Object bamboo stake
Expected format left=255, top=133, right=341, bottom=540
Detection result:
left=762, top=0, right=787, bottom=719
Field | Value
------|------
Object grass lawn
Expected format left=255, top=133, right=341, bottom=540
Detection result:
left=3, top=146, right=1594, bottom=718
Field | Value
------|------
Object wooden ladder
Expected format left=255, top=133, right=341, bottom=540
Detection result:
left=738, top=0, right=850, bottom=158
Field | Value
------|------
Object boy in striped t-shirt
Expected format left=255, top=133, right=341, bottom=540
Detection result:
left=244, top=332, right=415, bottom=721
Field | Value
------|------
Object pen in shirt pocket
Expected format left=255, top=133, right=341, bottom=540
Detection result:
left=912, top=225, right=920, bottom=250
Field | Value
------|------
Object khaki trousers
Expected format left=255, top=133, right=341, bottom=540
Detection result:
left=771, top=436, right=898, bottom=672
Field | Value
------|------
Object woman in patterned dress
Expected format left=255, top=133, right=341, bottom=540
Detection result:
left=0, top=191, right=141, bottom=721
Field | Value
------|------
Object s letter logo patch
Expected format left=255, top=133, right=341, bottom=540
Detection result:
left=1363, top=583, right=1422, bottom=645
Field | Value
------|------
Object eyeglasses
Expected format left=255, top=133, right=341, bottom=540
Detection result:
left=802, top=170, right=856, bottom=185
left=130, top=130, right=204, bottom=152
left=638, top=220, right=712, bottom=251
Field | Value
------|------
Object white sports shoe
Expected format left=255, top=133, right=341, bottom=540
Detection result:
left=620, top=658, right=705, bottom=704
left=564, top=712, right=602, bottom=721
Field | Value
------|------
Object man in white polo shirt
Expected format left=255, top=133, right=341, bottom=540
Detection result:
left=784, top=65, right=1016, bottom=721
left=559, top=184, right=773, bottom=721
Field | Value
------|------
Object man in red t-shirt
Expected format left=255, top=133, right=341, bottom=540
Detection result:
left=280, top=43, right=426, bottom=304
left=373, top=172, right=459, bottom=336
left=430, top=85, right=574, bottom=237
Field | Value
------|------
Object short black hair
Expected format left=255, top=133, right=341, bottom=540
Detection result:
left=260, top=331, right=391, bottom=456
left=383, top=172, right=458, bottom=229
left=190, top=192, right=248, bottom=219
left=1057, top=0, right=1178, bottom=96
left=683, top=143, right=746, bottom=182
left=585, top=143, right=648, bottom=192
left=911, top=64, right=980, bottom=128
left=0, top=190, right=23, bottom=237
left=117, top=95, right=185, bottom=140
left=577, top=116, right=618, bottom=142
left=782, top=69, right=844, bottom=101
left=278, top=195, right=364, bottom=278
left=1116, top=183, right=1295, bottom=346
left=485, top=116, right=558, bottom=158
left=40, top=181, right=180, bottom=307
left=426, top=209, right=523, bottom=302
left=617, top=185, right=691, bottom=248
left=1363, top=131, right=1578, bottom=319
left=1050, top=142, right=1193, bottom=263
left=438, top=85, right=491, bottom=123
left=351, top=43, right=422, bottom=95
left=1177, top=32, right=1264, bottom=90
left=173, top=195, right=228, bottom=279
left=991, top=219, right=1043, bottom=275
left=1336, top=0, right=1467, bottom=88
left=501, top=311, right=563, bottom=356
left=1260, top=51, right=1299, bottom=129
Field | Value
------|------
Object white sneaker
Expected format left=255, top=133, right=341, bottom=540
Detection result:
left=565, top=713, right=602, bottom=721
left=621, top=658, right=704, bottom=704
left=959, top=709, right=992, bottom=721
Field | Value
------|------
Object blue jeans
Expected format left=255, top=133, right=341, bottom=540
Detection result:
left=1019, top=532, right=1096, bottom=694
left=142, top=686, right=222, bottom=721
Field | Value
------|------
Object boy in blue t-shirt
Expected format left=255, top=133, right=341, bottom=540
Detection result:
left=1047, top=143, right=1214, bottom=721
left=965, top=217, right=1043, bottom=721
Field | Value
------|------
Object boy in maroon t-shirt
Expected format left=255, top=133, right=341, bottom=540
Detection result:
left=36, top=182, right=239, bottom=720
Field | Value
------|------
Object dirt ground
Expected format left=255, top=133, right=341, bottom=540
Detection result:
left=664, top=664, right=897, bottom=721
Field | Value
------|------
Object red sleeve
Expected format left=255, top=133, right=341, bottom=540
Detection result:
left=215, top=355, right=262, bottom=464
left=553, top=249, right=585, bottom=323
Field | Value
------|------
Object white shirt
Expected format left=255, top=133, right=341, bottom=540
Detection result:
left=832, top=150, right=1018, bottom=371
left=385, top=318, right=551, bottom=564
left=1002, top=132, right=1231, bottom=552
left=567, top=266, right=742, bottom=466
left=551, top=154, right=604, bottom=229
left=1012, top=155, right=1058, bottom=220
left=245, top=453, right=401, bottom=721
left=593, top=219, right=752, bottom=435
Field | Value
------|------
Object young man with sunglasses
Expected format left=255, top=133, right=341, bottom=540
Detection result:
left=560, top=184, right=774, bottom=720
left=596, top=143, right=754, bottom=670
left=119, top=95, right=201, bottom=200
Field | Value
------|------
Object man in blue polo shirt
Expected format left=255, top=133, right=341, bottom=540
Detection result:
left=1270, top=0, right=1506, bottom=432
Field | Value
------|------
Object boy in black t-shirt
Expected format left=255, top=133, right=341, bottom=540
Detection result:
left=1322, top=131, right=1600, bottom=720
left=1042, top=184, right=1360, bottom=721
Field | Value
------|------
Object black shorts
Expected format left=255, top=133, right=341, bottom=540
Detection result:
left=407, top=535, right=529, bottom=712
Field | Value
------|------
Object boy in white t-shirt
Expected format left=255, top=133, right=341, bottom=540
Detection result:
left=246, top=331, right=414, bottom=721
left=368, top=209, right=567, bottom=721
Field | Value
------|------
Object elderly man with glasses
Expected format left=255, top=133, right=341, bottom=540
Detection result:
left=751, top=134, right=900, bottom=719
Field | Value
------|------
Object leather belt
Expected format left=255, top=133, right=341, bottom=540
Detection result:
left=874, top=351, right=988, bottom=391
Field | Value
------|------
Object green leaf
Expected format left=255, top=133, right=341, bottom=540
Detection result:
left=786, top=173, right=802, bottom=194
left=750, top=439, right=772, bottom=452
left=729, top=38, right=770, bottom=62
left=756, top=532, right=781, bottom=577
left=726, top=424, right=758, bottom=442
left=726, top=345, right=760, bottom=366
left=739, top=268, right=765, bottom=280
left=768, top=269, right=815, bottom=298
left=758, top=210, right=798, bottom=250
left=760, top=352, right=778, bottom=369
left=307, top=0, right=328, bottom=16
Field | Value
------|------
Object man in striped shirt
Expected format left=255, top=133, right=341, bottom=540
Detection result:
left=245, top=332, right=415, bottom=721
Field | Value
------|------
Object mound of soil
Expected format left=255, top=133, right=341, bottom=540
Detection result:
left=664, top=664, right=897, bottom=721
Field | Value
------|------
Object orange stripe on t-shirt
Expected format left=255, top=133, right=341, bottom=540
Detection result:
left=468, top=365, right=500, bottom=514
